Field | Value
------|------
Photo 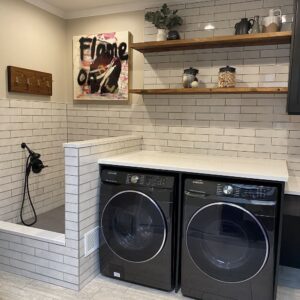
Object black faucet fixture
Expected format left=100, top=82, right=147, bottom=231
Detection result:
left=20, top=142, right=48, bottom=226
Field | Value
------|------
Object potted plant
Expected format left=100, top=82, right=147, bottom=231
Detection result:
left=145, top=4, right=183, bottom=41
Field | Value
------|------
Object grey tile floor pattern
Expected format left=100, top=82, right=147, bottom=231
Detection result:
left=20, top=205, right=65, bottom=233
left=0, top=266, right=300, bottom=300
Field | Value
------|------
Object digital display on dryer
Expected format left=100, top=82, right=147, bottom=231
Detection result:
left=216, top=184, right=277, bottom=201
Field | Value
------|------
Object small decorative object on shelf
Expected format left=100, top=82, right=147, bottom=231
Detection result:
left=145, top=3, right=183, bottom=41
left=262, top=9, right=282, bottom=33
left=218, top=66, right=236, bottom=88
left=191, top=81, right=199, bottom=88
left=167, top=30, right=181, bottom=40
left=235, top=18, right=254, bottom=35
left=251, top=16, right=261, bottom=34
left=157, top=29, right=168, bottom=41
left=183, top=67, right=199, bottom=88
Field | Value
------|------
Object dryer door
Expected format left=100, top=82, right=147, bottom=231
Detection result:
left=186, top=202, right=269, bottom=283
left=101, top=190, right=167, bottom=263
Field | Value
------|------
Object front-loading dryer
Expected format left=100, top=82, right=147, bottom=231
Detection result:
left=181, top=177, right=281, bottom=300
left=99, top=167, right=176, bottom=291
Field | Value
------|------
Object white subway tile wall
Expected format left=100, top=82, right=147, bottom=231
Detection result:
left=0, top=231, right=79, bottom=290
left=67, top=0, right=300, bottom=176
left=0, top=99, right=66, bottom=223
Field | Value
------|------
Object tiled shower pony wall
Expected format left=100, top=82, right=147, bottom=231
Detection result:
left=64, top=135, right=142, bottom=289
left=68, top=0, right=300, bottom=177
left=0, top=98, right=67, bottom=223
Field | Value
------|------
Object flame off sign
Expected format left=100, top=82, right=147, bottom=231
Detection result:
left=73, top=31, right=129, bottom=101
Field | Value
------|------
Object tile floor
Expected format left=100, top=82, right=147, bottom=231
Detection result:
left=20, top=205, right=65, bottom=234
left=0, top=266, right=299, bottom=300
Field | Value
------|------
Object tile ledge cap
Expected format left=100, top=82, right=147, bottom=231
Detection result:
left=63, top=135, right=142, bottom=149
left=0, top=221, right=65, bottom=245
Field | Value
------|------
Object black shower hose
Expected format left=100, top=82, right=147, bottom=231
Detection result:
left=20, top=155, right=37, bottom=226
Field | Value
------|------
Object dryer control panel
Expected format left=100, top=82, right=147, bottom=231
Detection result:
left=185, top=179, right=278, bottom=202
left=215, top=183, right=277, bottom=201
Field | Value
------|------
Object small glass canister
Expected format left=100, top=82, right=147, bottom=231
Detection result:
left=183, top=67, right=199, bottom=88
left=218, top=66, right=236, bottom=88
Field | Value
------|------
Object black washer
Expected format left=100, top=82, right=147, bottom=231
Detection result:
left=99, top=167, right=176, bottom=291
left=101, top=190, right=166, bottom=263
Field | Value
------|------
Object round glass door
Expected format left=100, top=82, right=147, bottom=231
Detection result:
left=186, top=202, right=269, bottom=283
left=101, top=190, right=166, bottom=263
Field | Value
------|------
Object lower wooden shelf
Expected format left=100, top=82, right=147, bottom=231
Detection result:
left=130, top=87, right=288, bottom=95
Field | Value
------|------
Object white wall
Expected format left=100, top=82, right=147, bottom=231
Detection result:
left=0, top=0, right=67, bottom=102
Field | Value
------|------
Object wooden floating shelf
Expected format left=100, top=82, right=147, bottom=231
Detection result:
left=130, top=87, right=288, bottom=95
left=130, top=31, right=292, bottom=53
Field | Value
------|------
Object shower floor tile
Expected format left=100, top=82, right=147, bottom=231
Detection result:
left=21, top=205, right=65, bottom=233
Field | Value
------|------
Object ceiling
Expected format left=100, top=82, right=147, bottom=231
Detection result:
left=24, top=0, right=179, bottom=19
left=39, top=0, right=141, bottom=12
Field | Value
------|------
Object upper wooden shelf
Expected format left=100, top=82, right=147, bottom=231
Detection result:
left=130, top=87, right=288, bottom=95
left=130, top=31, right=292, bottom=53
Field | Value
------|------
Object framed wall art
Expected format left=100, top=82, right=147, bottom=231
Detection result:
left=73, top=31, right=130, bottom=102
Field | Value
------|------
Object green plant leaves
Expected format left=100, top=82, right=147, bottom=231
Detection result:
left=145, top=3, right=183, bottom=30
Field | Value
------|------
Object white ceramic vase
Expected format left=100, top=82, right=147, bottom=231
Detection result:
left=262, top=9, right=282, bottom=33
left=157, top=29, right=168, bottom=41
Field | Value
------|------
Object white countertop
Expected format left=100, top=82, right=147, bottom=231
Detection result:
left=98, top=150, right=288, bottom=182
left=285, top=176, right=300, bottom=195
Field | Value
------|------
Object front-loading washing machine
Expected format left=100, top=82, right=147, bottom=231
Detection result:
left=99, top=167, right=177, bottom=291
left=181, top=177, right=281, bottom=300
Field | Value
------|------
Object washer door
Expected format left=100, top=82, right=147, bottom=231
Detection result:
left=186, top=202, right=269, bottom=283
left=101, top=190, right=167, bottom=263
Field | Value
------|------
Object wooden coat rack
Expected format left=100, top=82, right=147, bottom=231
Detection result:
left=7, top=66, right=52, bottom=96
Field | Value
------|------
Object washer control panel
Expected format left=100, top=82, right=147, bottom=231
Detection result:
left=126, top=174, right=171, bottom=188
left=101, top=169, right=174, bottom=189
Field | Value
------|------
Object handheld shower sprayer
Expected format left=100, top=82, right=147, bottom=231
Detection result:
left=20, top=143, right=48, bottom=226
left=21, top=142, right=36, bottom=157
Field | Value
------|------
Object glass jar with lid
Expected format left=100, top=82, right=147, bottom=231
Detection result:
left=183, top=67, right=199, bottom=88
left=218, top=66, right=236, bottom=88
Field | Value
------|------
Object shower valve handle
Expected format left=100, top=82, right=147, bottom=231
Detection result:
left=31, top=158, right=48, bottom=174
left=21, top=143, right=47, bottom=174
